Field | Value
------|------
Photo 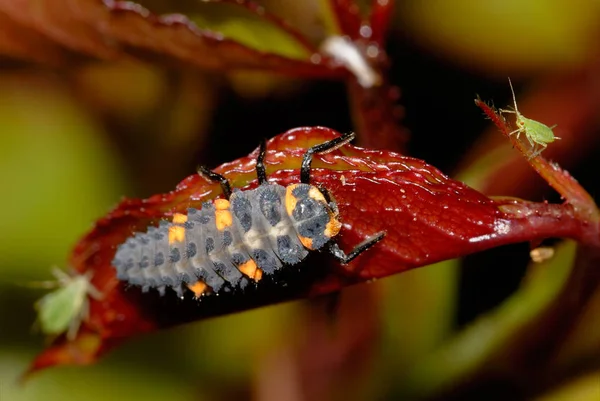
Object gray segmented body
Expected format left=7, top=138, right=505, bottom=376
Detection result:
left=112, top=183, right=340, bottom=298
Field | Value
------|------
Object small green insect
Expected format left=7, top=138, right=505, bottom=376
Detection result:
left=34, top=268, right=102, bottom=340
left=500, top=78, right=560, bottom=158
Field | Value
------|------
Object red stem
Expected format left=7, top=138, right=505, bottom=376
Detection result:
left=327, top=0, right=363, bottom=39
left=368, top=0, right=395, bottom=45
left=475, top=98, right=599, bottom=222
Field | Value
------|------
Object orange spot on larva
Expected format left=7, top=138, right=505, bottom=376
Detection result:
left=308, top=186, right=327, bottom=203
left=285, top=184, right=300, bottom=216
left=324, top=216, right=342, bottom=238
left=168, top=226, right=185, bottom=244
left=187, top=281, right=208, bottom=298
left=172, top=213, right=188, bottom=224
left=215, top=210, right=233, bottom=230
left=238, top=259, right=261, bottom=281
left=213, top=198, right=233, bottom=230
left=214, top=198, right=230, bottom=210
left=298, top=235, right=314, bottom=250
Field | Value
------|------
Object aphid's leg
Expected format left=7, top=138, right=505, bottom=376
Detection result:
left=529, top=143, right=547, bottom=159
left=526, top=133, right=535, bottom=148
left=197, top=166, right=232, bottom=199
left=87, top=284, right=104, bottom=300
left=528, top=148, right=539, bottom=160
left=328, top=231, right=385, bottom=265
left=82, top=270, right=103, bottom=300
left=526, top=135, right=541, bottom=158
left=300, top=132, right=355, bottom=184
left=255, top=139, right=268, bottom=185
left=508, top=128, right=523, bottom=139
left=51, top=267, right=72, bottom=285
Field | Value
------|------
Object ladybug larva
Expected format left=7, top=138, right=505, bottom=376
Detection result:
left=112, top=133, right=385, bottom=298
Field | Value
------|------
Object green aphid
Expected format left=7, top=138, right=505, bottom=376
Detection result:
left=35, top=268, right=102, bottom=340
left=500, top=78, right=560, bottom=158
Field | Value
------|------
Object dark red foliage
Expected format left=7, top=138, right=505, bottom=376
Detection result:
left=0, top=10, right=81, bottom=66
left=27, top=127, right=600, bottom=374
left=0, top=0, right=345, bottom=77
left=0, top=0, right=407, bottom=151
left=349, top=79, right=408, bottom=152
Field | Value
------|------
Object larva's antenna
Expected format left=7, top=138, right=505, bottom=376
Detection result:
left=507, top=77, right=519, bottom=114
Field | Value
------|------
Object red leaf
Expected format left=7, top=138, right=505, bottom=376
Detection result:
left=0, top=0, right=118, bottom=59
left=0, top=10, right=80, bottom=66
left=102, top=1, right=337, bottom=77
left=213, top=0, right=318, bottom=53
left=27, top=126, right=599, bottom=374
left=0, top=0, right=345, bottom=78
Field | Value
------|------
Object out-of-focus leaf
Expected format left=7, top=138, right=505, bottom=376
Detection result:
left=187, top=1, right=313, bottom=61
left=348, top=79, right=408, bottom=152
left=0, top=0, right=118, bottom=59
left=397, top=0, right=600, bottom=72
left=0, top=74, right=125, bottom=279
left=399, top=240, right=579, bottom=399
left=320, top=0, right=393, bottom=43
left=379, top=259, right=458, bottom=372
left=1, top=349, right=198, bottom=401
left=73, top=61, right=167, bottom=121
left=552, top=268, right=600, bottom=369
left=532, top=370, right=600, bottom=401
left=256, top=285, right=381, bottom=401
left=183, top=301, right=297, bottom=382
left=0, top=0, right=345, bottom=78
left=0, top=10, right=78, bottom=66
left=102, top=1, right=341, bottom=76
left=455, top=145, right=515, bottom=191
left=28, top=127, right=599, bottom=373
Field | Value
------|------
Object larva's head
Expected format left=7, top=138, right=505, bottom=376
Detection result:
left=284, top=183, right=342, bottom=251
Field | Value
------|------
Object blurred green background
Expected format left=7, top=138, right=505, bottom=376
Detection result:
left=1, top=1, right=599, bottom=400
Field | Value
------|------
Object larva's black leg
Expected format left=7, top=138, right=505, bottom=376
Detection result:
left=318, top=186, right=339, bottom=215
left=255, top=139, right=268, bottom=185
left=197, top=166, right=232, bottom=199
left=318, top=186, right=333, bottom=203
left=328, top=231, right=385, bottom=265
left=300, top=132, right=355, bottom=184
